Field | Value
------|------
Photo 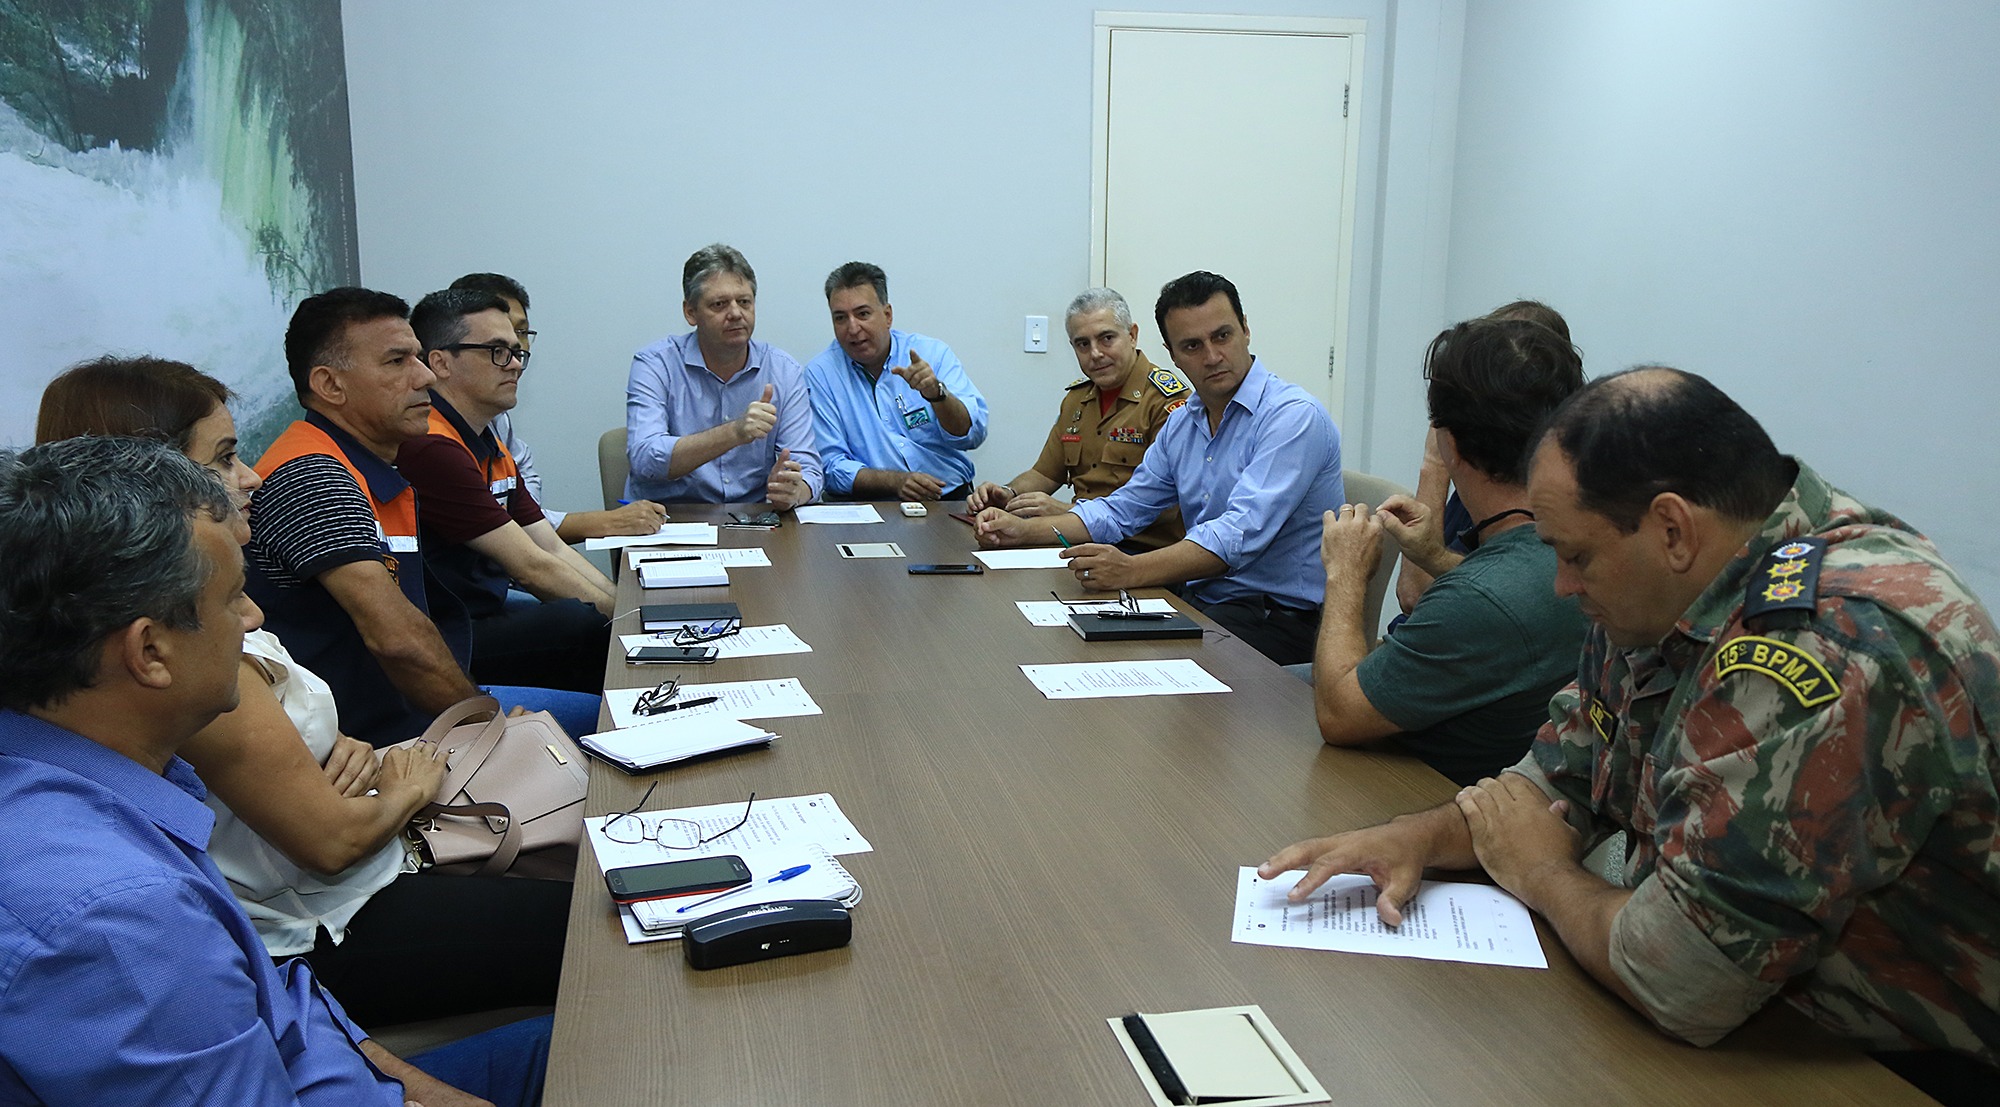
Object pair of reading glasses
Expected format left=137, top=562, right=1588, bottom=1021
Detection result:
left=1051, top=590, right=1173, bottom=620
left=673, top=617, right=741, bottom=646
left=632, top=677, right=690, bottom=716
left=601, top=780, right=757, bottom=850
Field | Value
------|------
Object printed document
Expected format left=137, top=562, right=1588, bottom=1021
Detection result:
left=974, top=547, right=1070, bottom=570
left=585, top=792, right=874, bottom=863
left=1231, top=869, right=1547, bottom=969
left=795, top=504, right=884, bottom=524
left=1020, top=659, right=1230, bottom=699
left=584, top=522, right=719, bottom=550
left=1016, top=597, right=1176, bottom=626
left=621, top=624, right=812, bottom=659
left=606, top=678, right=822, bottom=728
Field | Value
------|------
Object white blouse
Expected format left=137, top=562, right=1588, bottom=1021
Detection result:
left=202, top=629, right=406, bottom=957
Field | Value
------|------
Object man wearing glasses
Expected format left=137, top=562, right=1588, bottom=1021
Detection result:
left=625, top=244, right=821, bottom=509
left=399, top=288, right=616, bottom=698
left=450, top=271, right=669, bottom=542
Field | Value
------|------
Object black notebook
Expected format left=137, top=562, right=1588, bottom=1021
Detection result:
left=640, top=602, right=741, bottom=632
left=1068, top=612, right=1203, bottom=641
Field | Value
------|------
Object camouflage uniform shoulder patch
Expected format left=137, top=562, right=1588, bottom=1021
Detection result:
left=1148, top=367, right=1187, bottom=397
left=1743, top=537, right=1825, bottom=631
left=1713, top=634, right=1843, bottom=708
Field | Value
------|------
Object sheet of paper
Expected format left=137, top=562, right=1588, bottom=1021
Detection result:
left=835, top=541, right=904, bottom=558
left=620, top=624, right=812, bottom=659
left=1231, top=869, right=1548, bottom=969
left=585, top=792, right=874, bottom=869
left=1019, top=659, right=1231, bottom=699
left=795, top=504, right=884, bottom=524
left=584, top=522, right=719, bottom=550
left=1015, top=598, right=1176, bottom=626
left=606, top=678, right=823, bottom=728
left=974, top=547, right=1071, bottom=570
left=627, top=547, right=773, bottom=571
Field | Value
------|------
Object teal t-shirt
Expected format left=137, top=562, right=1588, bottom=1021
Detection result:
left=1355, top=524, right=1588, bottom=784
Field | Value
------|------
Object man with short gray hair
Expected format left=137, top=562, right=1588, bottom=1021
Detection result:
left=967, top=287, right=1186, bottom=550
left=626, top=243, right=820, bottom=507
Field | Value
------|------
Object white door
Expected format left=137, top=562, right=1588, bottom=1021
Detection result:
left=1092, top=14, right=1364, bottom=424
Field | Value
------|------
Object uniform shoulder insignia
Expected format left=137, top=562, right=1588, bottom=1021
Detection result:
left=1742, top=537, right=1825, bottom=631
left=1148, top=367, right=1188, bottom=397
left=1586, top=697, right=1614, bottom=742
left=1163, top=397, right=1188, bottom=415
left=1065, top=377, right=1092, bottom=391
left=1713, top=635, right=1842, bottom=708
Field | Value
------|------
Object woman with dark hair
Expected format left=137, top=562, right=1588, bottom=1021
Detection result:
left=36, top=355, right=569, bottom=1028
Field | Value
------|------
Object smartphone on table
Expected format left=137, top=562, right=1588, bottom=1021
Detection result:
left=907, top=563, right=984, bottom=575
left=626, top=645, right=720, bottom=664
left=604, top=855, right=753, bottom=904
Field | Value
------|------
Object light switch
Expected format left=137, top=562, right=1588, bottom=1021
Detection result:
left=1024, top=315, right=1048, bottom=353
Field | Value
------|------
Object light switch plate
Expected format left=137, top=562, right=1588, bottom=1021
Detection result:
left=1024, top=315, right=1049, bottom=353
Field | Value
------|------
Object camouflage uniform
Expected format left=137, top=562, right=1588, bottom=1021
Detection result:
left=1513, top=460, right=2000, bottom=1061
left=1026, top=351, right=1187, bottom=551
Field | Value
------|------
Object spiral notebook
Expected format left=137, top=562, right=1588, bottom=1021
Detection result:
left=627, top=843, right=861, bottom=938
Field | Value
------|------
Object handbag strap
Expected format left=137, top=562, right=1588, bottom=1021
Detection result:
left=422, top=696, right=509, bottom=797
left=418, top=800, right=523, bottom=876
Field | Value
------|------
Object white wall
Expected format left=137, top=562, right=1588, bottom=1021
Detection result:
left=340, top=0, right=1436, bottom=526
left=1446, top=0, right=2000, bottom=602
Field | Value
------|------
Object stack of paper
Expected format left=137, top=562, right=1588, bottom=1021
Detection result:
left=584, top=522, right=718, bottom=550
left=578, top=715, right=778, bottom=772
left=629, top=844, right=861, bottom=936
left=638, top=560, right=728, bottom=589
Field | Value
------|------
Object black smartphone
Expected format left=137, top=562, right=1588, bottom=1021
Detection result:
left=604, top=855, right=753, bottom=904
left=725, top=511, right=782, bottom=528
left=626, top=645, right=720, bottom=664
left=908, top=563, right=984, bottom=575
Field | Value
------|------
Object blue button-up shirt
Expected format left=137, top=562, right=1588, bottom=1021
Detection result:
left=625, top=332, right=822, bottom=504
left=803, top=329, right=989, bottom=495
left=0, top=711, right=402, bottom=1106
left=1072, top=359, right=1343, bottom=609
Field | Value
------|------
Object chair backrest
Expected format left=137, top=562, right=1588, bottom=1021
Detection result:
left=598, top=427, right=628, bottom=510
left=1339, top=469, right=1413, bottom=639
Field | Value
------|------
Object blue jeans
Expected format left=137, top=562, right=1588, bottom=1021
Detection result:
left=406, top=1014, right=551, bottom=1107
left=486, top=685, right=602, bottom=737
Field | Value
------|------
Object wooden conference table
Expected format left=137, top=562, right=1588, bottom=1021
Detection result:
left=543, top=506, right=1925, bottom=1106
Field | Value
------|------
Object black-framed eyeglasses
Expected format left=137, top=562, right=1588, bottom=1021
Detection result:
left=673, top=618, right=741, bottom=646
left=632, top=677, right=683, bottom=716
left=1051, top=589, right=1169, bottom=620
left=601, top=781, right=757, bottom=850
left=442, top=341, right=530, bottom=368
left=515, top=328, right=537, bottom=348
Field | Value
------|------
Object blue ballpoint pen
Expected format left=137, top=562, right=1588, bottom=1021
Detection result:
left=676, top=864, right=812, bottom=913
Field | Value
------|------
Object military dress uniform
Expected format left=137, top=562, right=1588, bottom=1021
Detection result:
left=1514, top=460, right=2000, bottom=1064
left=1025, top=351, right=1188, bottom=551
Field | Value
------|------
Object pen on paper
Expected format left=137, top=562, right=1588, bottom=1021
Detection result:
left=677, top=864, right=813, bottom=913
left=645, top=696, right=719, bottom=716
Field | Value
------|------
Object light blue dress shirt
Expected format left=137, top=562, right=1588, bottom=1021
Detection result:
left=625, top=332, right=822, bottom=504
left=1071, top=359, right=1343, bottom=609
left=803, top=328, right=989, bottom=495
left=0, top=710, right=403, bottom=1106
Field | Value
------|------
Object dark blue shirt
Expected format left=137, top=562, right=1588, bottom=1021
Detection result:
left=0, top=711, right=402, bottom=1105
